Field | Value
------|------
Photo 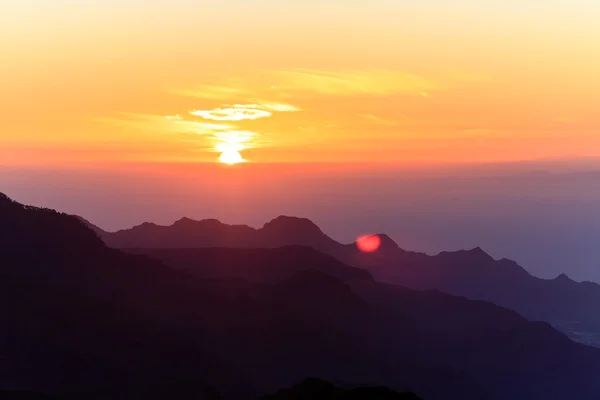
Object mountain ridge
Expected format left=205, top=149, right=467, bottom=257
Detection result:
left=6, top=192, right=600, bottom=399
left=81, top=213, right=600, bottom=346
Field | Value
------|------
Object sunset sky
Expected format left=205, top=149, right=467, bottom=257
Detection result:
left=2, top=0, right=600, bottom=165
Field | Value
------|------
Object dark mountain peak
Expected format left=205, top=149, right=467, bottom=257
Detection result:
left=463, top=247, right=495, bottom=262
left=139, top=221, right=158, bottom=228
left=554, top=273, right=572, bottom=282
left=263, top=216, right=323, bottom=234
left=260, top=216, right=333, bottom=247
left=172, top=217, right=256, bottom=236
left=375, top=234, right=399, bottom=250
left=0, top=194, right=106, bottom=254
left=469, top=246, right=490, bottom=257
left=435, top=246, right=495, bottom=265
left=496, top=258, right=531, bottom=277
left=467, top=247, right=496, bottom=265
left=0, top=192, right=12, bottom=202
left=134, top=221, right=158, bottom=228
left=174, top=216, right=198, bottom=225
left=172, top=217, right=224, bottom=228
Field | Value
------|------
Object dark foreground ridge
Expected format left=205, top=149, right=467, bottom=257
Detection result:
left=4, top=192, right=600, bottom=400
left=258, top=379, right=422, bottom=400
left=1, top=379, right=421, bottom=400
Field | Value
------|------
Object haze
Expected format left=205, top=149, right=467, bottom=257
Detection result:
left=4, top=159, right=600, bottom=282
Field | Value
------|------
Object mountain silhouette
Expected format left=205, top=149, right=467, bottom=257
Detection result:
left=258, top=379, right=421, bottom=400
left=91, top=213, right=600, bottom=346
left=125, top=246, right=373, bottom=284
left=0, top=392, right=57, bottom=400
left=5, top=193, right=600, bottom=399
left=1, top=194, right=254, bottom=399
left=89, top=215, right=339, bottom=251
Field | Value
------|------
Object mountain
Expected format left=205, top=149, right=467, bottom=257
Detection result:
left=90, top=215, right=339, bottom=251
left=0, top=194, right=254, bottom=399
left=94, top=214, right=600, bottom=346
left=1, top=379, right=421, bottom=400
left=0, top=392, right=57, bottom=400
left=6, top=192, right=600, bottom=399
left=258, top=379, right=422, bottom=400
left=124, top=246, right=373, bottom=284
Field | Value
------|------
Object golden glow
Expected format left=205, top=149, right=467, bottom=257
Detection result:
left=213, top=131, right=256, bottom=164
left=2, top=1, right=600, bottom=165
left=219, top=149, right=244, bottom=165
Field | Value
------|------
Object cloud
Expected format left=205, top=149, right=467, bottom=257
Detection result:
left=173, top=69, right=487, bottom=104
left=269, top=69, right=440, bottom=96
left=101, top=113, right=234, bottom=135
left=165, top=114, right=182, bottom=121
left=190, top=107, right=272, bottom=121
left=190, top=102, right=300, bottom=121
left=229, top=102, right=302, bottom=113
left=102, top=113, right=266, bottom=155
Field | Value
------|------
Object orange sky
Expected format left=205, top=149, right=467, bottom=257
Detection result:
left=2, top=1, right=600, bottom=165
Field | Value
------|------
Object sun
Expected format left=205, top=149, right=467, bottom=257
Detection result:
left=219, top=149, right=244, bottom=165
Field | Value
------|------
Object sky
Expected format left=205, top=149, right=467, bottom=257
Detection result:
left=2, top=0, right=600, bottom=164
left=2, top=1, right=600, bottom=281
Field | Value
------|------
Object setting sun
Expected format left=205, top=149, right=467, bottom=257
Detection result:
left=219, top=149, right=244, bottom=165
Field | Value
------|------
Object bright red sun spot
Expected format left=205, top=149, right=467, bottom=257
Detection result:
left=356, top=234, right=381, bottom=253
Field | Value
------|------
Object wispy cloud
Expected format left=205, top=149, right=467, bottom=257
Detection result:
left=101, top=113, right=234, bottom=134
left=190, top=107, right=272, bottom=121
left=229, top=102, right=302, bottom=113
left=269, top=69, right=440, bottom=97
left=190, top=102, right=300, bottom=121
left=101, top=113, right=266, bottom=157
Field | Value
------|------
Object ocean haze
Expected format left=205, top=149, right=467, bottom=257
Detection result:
left=3, top=159, right=600, bottom=282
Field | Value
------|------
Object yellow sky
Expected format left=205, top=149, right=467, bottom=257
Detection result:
left=1, top=0, right=600, bottom=165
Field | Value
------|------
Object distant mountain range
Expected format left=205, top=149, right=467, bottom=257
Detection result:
left=85, top=214, right=600, bottom=346
left=4, top=191, right=600, bottom=399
